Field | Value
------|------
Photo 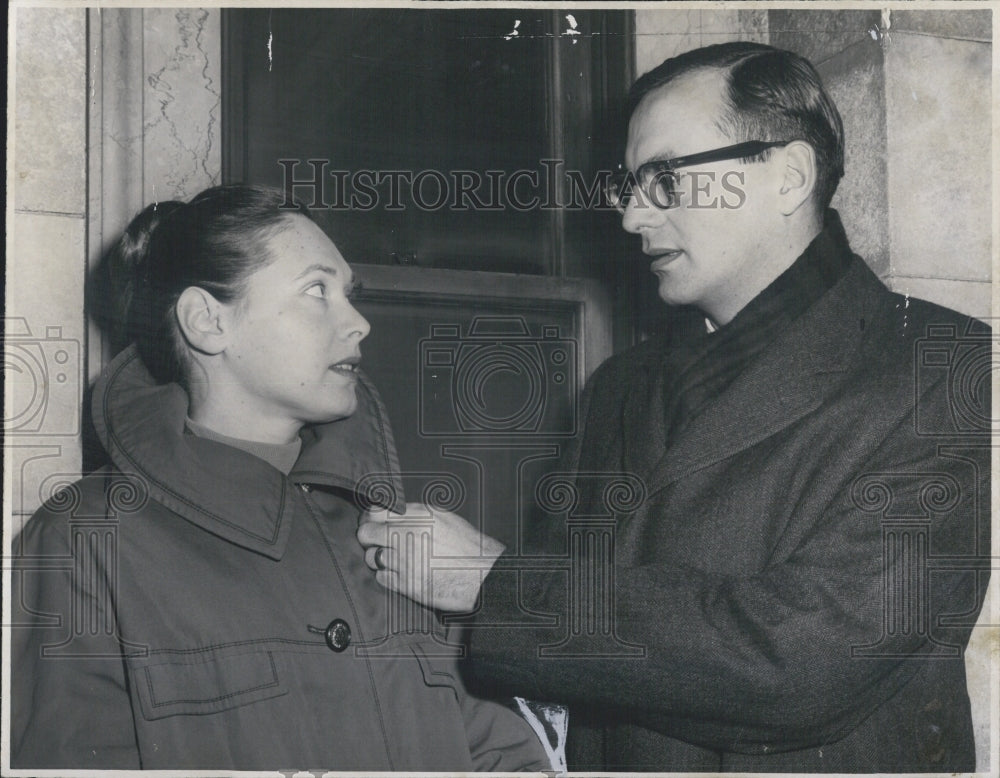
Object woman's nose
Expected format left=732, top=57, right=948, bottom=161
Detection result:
left=346, top=303, right=371, bottom=341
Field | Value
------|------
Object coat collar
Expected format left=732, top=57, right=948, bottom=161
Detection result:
left=640, top=215, right=887, bottom=493
left=92, top=346, right=405, bottom=560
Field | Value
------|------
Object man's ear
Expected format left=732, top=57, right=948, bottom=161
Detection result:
left=175, top=286, right=229, bottom=355
left=777, top=140, right=817, bottom=216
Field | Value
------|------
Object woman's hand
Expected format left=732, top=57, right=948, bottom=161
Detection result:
left=357, top=502, right=505, bottom=612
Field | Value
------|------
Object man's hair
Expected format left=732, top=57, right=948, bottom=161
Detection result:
left=628, top=42, right=845, bottom=210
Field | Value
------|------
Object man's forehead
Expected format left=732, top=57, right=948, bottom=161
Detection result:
left=626, top=68, right=729, bottom=166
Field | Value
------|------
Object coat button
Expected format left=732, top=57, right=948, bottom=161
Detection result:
left=324, top=619, right=351, bottom=652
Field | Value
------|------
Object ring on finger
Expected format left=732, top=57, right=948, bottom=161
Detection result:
left=374, top=546, right=389, bottom=571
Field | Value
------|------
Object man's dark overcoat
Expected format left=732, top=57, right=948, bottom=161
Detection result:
left=465, top=212, right=991, bottom=772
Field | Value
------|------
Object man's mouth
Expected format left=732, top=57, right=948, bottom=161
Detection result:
left=648, top=249, right=683, bottom=272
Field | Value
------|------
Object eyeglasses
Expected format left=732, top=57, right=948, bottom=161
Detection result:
left=606, top=140, right=792, bottom=212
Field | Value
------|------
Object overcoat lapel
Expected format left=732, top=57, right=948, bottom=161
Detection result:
left=643, top=259, right=882, bottom=495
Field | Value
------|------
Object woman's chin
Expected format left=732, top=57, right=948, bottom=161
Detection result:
left=315, top=392, right=359, bottom=425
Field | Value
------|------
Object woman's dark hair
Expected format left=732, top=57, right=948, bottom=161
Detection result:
left=106, top=184, right=309, bottom=385
left=628, top=42, right=845, bottom=211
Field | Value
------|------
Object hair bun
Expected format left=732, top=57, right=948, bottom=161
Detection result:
left=103, top=200, right=186, bottom=347
left=94, top=185, right=298, bottom=384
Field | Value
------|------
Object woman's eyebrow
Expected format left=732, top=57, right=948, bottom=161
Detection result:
left=295, top=263, right=339, bottom=280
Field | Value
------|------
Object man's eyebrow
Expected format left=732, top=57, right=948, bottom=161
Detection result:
left=626, top=150, right=677, bottom=173
left=640, top=151, right=678, bottom=166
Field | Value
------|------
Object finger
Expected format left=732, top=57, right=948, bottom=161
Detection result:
left=361, top=508, right=391, bottom=524
left=405, top=501, right=465, bottom=523
left=380, top=546, right=397, bottom=571
left=357, top=521, right=388, bottom=547
left=404, top=502, right=435, bottom=518
left=364, top=545, right=397, bottom=572
left=375, top=568, right=401, bottom=592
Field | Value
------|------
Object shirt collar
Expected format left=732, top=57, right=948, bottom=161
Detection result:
left=184, top=416, right=303, bottom=475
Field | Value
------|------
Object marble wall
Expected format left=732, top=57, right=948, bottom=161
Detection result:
left=882, top=10, right=992, bottom=319
left=635, top=9, right=768, bottom=69
left=92, top=8, right=222, bottom=269
left=141, top=8, right=222, bottom=203
left=7, top=7, right=222, bottom=524
left=8, top=7, right=88, bottom=528
left=770, top=10, right=891, bottom=276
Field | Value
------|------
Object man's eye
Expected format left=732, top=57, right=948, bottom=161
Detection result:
left=305, top=282, right=326, bottom=298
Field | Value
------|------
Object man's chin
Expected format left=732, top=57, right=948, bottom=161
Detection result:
left=656, top=277, right=687, bottom=307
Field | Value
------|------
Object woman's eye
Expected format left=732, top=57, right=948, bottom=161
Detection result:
left=305, top=282, right=326, bottom=298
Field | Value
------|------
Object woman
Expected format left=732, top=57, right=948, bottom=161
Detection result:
left=10, top=185, right=549, bottom=771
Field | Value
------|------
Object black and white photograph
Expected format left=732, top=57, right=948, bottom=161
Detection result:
left=3, top=2, right=996, bottom=774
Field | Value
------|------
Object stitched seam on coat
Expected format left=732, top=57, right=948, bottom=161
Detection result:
left=145, top=653, right=280, bottom=708
left=358, top=376, right=394, bottom=477
left=134, top=637, right=326, bottom=660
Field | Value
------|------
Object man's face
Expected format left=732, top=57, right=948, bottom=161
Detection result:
left=622, top=68, right=781, bottom=324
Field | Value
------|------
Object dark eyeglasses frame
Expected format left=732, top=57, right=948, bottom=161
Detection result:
left=607, top=140, right=793, bottom=212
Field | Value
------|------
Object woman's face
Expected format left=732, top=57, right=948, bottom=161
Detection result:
left=217, top=215, right=370, bottom=431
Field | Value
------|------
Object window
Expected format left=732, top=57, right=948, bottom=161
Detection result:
left=223, top=8, right=631, bottom=278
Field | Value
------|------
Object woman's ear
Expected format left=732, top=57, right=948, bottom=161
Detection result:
left=777, top=140, right=818, bottom=216
left=176, top=286, right=228, bottom=355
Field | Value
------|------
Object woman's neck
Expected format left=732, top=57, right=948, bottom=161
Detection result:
left=187, top=388, right=304, bottom=445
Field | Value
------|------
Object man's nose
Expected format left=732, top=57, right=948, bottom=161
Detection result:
left=620, top=189, right=666, bottom=234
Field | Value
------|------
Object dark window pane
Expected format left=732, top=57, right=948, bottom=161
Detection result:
left=240, top=9, right=552, bottom=273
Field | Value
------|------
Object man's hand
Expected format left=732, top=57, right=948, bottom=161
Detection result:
left=357, top=502, right=505, bottom=612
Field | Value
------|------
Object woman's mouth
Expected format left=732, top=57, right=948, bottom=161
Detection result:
left=329, top=358, right=360, bottom=376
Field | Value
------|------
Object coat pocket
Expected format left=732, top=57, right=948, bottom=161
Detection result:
left=129, top=644, right=288, bottom=720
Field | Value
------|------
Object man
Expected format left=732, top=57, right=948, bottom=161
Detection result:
left=359, top=42, right=990, bottom=772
